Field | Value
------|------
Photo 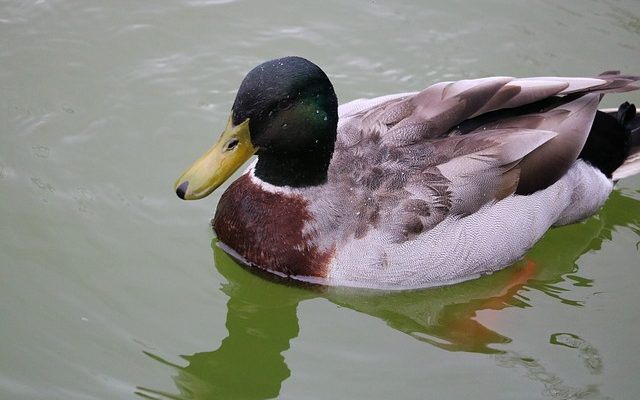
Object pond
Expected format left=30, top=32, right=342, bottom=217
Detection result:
left=1, top=1, right=639, bottom=399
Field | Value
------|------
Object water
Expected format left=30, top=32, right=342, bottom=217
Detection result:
left=1, top=1, right=639, bottom=399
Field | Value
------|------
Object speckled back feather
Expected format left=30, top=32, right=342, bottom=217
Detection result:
left=318, top=74, right=639, bottom=246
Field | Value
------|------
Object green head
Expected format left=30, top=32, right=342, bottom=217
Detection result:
left=175, top=56, right=339, bottom=199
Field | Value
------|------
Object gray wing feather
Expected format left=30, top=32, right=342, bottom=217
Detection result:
left=343, top=76, right=603, bottom=145
left=515, top=94, right=600, bottom=194
left=329, top=73, right=639, bottom=241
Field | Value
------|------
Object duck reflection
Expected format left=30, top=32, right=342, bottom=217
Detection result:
left=137, top=255, right=315, bottom=400
left=138, top=190, right=640, bottom=400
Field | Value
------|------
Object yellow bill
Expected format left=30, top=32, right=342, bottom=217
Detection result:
left=174, top=117, right=256, bottom=200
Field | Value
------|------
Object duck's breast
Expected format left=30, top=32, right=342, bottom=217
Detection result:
left=213, top=173, right=335, bottom=278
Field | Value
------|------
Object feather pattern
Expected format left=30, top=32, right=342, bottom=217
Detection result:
left=292, top=73, right=639, bottom=288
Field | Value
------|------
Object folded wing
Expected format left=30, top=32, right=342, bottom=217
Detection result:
left=333, top=73, right=639, bottom=239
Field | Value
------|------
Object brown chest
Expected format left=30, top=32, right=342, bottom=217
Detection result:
left=212, top=174, right=333, bottom=278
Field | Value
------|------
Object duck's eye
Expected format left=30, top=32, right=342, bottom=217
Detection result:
left=225, top=138, right=240, bottom=151
left=277, top=98, right=293, bottom=111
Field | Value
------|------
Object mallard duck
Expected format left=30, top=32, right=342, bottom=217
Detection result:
left=175, top=56, right=640, bottom=290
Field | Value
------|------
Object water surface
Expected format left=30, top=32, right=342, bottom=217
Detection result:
left=1, top=1, right=639, bottom=399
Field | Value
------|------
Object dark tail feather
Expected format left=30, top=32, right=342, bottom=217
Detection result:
left=618, top=102, right=640, bottom=147
left=579, top=103, right=632, bottom=178
left=611, top=102, right=640, bottom=180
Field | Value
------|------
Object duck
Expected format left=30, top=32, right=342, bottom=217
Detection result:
left=174, top=56, right=640, bottom=290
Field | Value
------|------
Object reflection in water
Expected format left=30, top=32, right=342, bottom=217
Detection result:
left=137, top=262, right=314, bottom=400
left=138, top=190, right=640, bottom=399
left=323, top=260, right=536, bottom=354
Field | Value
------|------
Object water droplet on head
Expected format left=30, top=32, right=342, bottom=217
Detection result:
left=282, top=123, right=288, bottom=129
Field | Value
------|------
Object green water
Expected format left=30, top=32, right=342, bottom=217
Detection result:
left=1, top=1, right=639, bottom=399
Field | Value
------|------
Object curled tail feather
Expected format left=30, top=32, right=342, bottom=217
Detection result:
left=612, top=102, right=640, bottom=180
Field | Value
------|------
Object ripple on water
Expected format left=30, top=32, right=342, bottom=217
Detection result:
left=551, top=333, right=603, bottom=375
left=32, top=145, right=50, bottom=159
left=0, top=164, right=8, bottom=180
left=495, top=351, right=610, bottom=399
left=185, top=0, right=237, bottom=6
left=30, top=177, right=55, bottom=203
left=73, top=188, right=95, bottom=213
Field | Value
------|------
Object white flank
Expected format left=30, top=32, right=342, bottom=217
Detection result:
left=328, top=160, right=613, bottom=290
